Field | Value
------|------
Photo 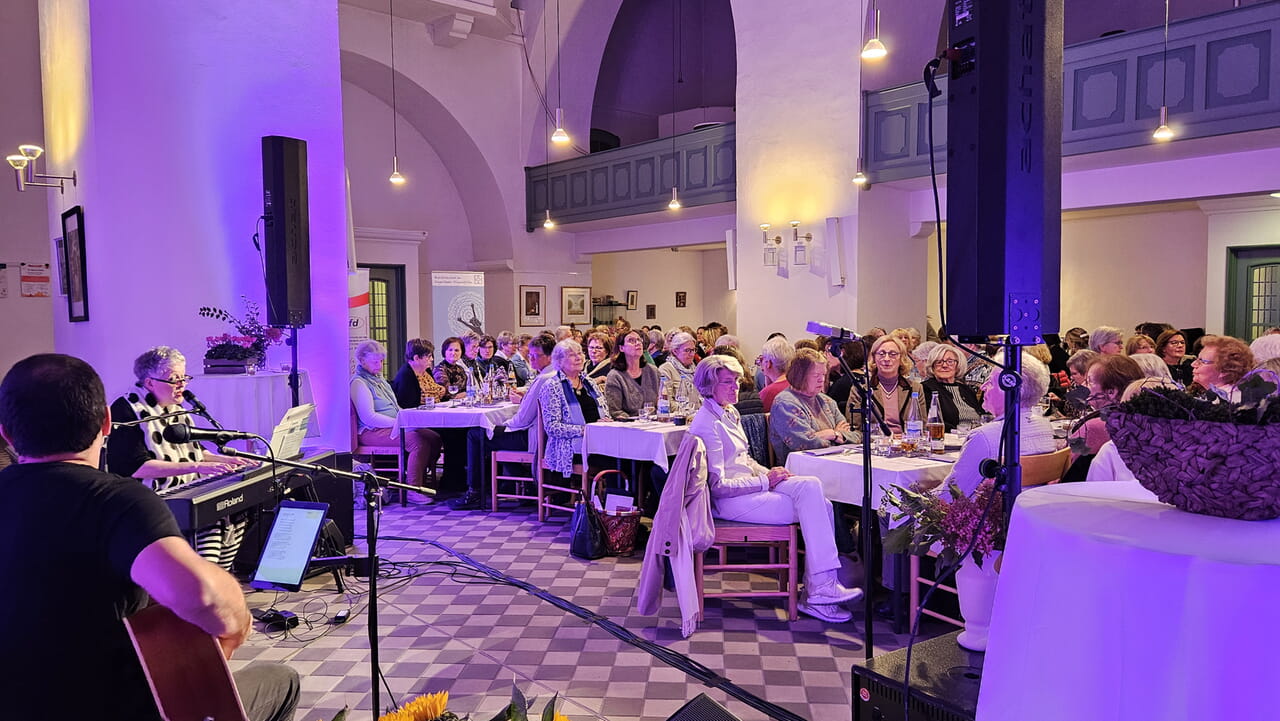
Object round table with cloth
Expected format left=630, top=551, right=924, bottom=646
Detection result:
left=977, top=482, right=1280, bottom=721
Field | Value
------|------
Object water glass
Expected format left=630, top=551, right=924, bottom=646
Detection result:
left=640, top=404, right=655, bottom=421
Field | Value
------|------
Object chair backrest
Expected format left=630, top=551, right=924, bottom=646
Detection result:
left=740, top=413, right=770, bottom=468
left=1021, top=446, right=1072, bottom=486
left=349, top=401, right=360, bottom=452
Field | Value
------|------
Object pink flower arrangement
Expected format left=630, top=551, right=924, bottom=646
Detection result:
left=881, top=478, right=1006, bottom=569
left=199, top=297, right=284, bottom=362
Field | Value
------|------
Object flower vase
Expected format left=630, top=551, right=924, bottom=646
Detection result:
left=954, top=556, right=999, bottom=652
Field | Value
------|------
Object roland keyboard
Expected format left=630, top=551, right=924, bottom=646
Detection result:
left=156, top=459, right=318, bottom=532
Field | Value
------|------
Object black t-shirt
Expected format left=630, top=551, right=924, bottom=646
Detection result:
left=577, top=385, right=601, bottom=424
left=107, top=396, right=153, bottom=478
left=0, top=461, right=183, bottom=720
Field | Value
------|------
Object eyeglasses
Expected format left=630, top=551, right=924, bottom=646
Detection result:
left=933, top=358, right=958, bottom=366
left=874, top=351, right=901, bottom=359
left=1192, top=356, right=1214, bottom=365
left=1167, top=339, right=1186, bottom=346
left=150, top=375, right=193, bottom=386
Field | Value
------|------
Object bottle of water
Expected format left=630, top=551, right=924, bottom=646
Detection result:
left=904, top=391, right=924, bottom=451
left=657, top=376, right=671, bottom=420
left=465, top=368, right=478, bottom=406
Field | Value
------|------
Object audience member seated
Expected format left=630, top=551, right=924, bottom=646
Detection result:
left=1192, top=335, right=1254, bottom=402
left=1125, top=334, right=1155, bottom=355
left=758, top=335, right=796, bottom=412
left=848, top=336, right=923, bottom=436
left=825, top=339, right=867, bottom=413
left=0, top=353, right=300, bottom=721
left=1090, top=325, right=1124, bottom=355
left=924, top=352, right=1058, bottom=496
left=351, top=340, right=444, bottom=494
left=688, top=355, right=863, bottom=623
left=921, top=343, right=985, bottom=431
left=961, top=340, right=996, bottom=390
left=433, top=336, right=469, bottom=399
left=604, top=330, right=660, bottom=419
left=1064, top=354, right=1143, bottom=481
left=392, top=338, right=445, bottom=409
left=660, top=331, right=699, bottom=396
left=460, top=332, right=482, bottom=374
left=1127, top=352, right=1175, bottom=386
left=769, top=348, right=857, bottom=462
left=1249, top=333, right=1280, bottom=368
left=539, top=339, right=610, bottom=478
left=712, top=346, right=763, bottom=415
left=646, top=329, right=665, bottom=366
left=453, top=333, right=558, bottom=510
left=506, top=332, right=533, bottom=386
left=585, top=331, right=614, bottom=384
left=1154, top=329, right=1193, bottom=387
left=475, top=334, right=512, bottom=379
left=1086, top=378, right=1175, bottom=483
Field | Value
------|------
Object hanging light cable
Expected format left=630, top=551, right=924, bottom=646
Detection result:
left=861, top=0, right=886, bottom=60
left=551, top=0, right=570, bottom=144
left=388, top=0, right=406, bottom=185
left=1153, top=0, right=1175, bottom=142
left=668, top=0, right=681, bottom=211
left=542, top=0, right=555, bottom=228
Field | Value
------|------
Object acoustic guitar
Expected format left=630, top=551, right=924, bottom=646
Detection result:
left=123, top=604, right=250, bottom=721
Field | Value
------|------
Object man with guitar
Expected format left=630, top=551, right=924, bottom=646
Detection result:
left=0, top=354, right=298, bottom=721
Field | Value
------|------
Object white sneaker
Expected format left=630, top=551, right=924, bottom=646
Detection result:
left=798, top=600, right=853, bottom=623
left=806, top=580, right=865, bottom=605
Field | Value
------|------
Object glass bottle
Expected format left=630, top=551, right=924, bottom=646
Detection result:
left=926, top=395, right=946, bottom=452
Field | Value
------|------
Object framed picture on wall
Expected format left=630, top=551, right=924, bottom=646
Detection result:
left=519, top=285, right=546, bottom=327
left=61, top=206, right=89, bottom=322
left=645, top=304, right=656, bottom=320
left=675, top=291, right=687, bottom=308
left=561, top=286, right=591, bottom=325
left=626, top=289, right=638, bottom=310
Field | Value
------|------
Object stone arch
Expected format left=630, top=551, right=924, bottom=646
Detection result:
left=341, top=49, right=512, bottom=262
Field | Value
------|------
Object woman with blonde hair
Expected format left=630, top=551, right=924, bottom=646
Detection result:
left=847, top=335, right=923, bottom=435
left=1125, top=334, right=1156, bottom=355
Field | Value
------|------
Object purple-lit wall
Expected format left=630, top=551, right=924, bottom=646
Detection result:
left=39, top=0, right=351, bottom=450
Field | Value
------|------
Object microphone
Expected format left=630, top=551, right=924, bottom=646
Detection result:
left=182, top=390, right=225, bottom=430
left=806, top=321, right=861, bottom=342
left=162, top=424, right=257, bottom=446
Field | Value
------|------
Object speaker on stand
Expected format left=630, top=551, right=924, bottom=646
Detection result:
left=261, top=135, right=311, bottom=407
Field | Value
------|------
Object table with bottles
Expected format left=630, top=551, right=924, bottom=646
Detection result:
left=396, top=400, right=520, bottom=439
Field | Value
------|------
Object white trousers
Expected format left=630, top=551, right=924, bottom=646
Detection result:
left=711, top=475, right=840, bottom=577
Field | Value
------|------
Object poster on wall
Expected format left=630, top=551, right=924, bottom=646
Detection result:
left=348, top=268, right=370, bottom=374
left=432, top=271, right=485, bottom=338
left=20, top=263, right=51, bottom=298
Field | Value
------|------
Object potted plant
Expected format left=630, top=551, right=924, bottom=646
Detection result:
left=1104, top=371, right=1280, bottom=520
left=881, top=478, right=1006, bottom=651
left=199, top=297, right=284, bottom=374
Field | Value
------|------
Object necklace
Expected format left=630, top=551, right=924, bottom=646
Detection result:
left=880, top=376, right=899, bottom=395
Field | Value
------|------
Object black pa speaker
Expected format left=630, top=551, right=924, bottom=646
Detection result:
left=943, top=0, right=1063, bottom=340
left=664, top=694, right=741, bottom=721
left=261, top=135, right=311, bottom=328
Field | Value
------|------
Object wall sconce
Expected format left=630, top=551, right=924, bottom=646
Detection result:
left=6, top=145, right=76, bottom=193
left=790, top=221, right=812, bottom=266
left=761, top=223, right=782, bottom=266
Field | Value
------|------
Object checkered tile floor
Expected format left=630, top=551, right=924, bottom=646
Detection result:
left=230, top=495, right=950, bottom=721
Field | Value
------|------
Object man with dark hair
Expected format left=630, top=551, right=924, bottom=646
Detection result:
left=452, top=332, right=557, bottom=510
left=0, top=354, right=298, bottom=721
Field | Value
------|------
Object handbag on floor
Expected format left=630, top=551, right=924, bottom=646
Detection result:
left=568, top=493, right=608, bottom=560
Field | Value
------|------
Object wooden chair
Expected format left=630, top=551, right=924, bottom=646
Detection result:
left=908, top=446, right=1074, bottom=627
left=350, top=402, right=406, bottom=504
left=695, top=520, right=800, bottom=622
left=536, top=418, right=586, bottom=522
left=492, top=413, right=540, bottom=512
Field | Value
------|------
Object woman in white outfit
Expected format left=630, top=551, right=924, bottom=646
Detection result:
left=687, top=355, right=863, bottom=623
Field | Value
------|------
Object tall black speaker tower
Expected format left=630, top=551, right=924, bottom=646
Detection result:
left=943, top=0, right=1064, bottom=341
left=261, top=135, right=312, bottom=328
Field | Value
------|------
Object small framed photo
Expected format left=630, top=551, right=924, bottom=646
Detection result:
left=561, top=286, right=591, bottom=325
left=793, top=243, right=809, bottom=266
left=519, top=284, right=546, bottom=327
left=61, top=206, right=89, bottom=322
left=675, top=291, right=687, bottom=308
left=645, top=304, right=656, bottom=320
left=626, top=289, right=638, bottom=310
left=763, top=247, right=778, bottom=266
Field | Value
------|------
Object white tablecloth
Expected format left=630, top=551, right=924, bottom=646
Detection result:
left=784, top=446, right=956, bottom=508
left=978, top=483, right=1280, bottom=721
left=193, top=370, right=315, bottom=441
left=397, top=402, right=519, bottom=439
left=582, top=421, right=688, bottom=471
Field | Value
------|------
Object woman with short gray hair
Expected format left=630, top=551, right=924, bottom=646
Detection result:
left=539, top=339, right=610, bottom=476
left=688, top=355, right=863, bottom=623
left=351, top=339, right=444, bottom=494
left=1089, top=326, right=1124, bottom=355
left=921, top=344, right=984, bottom=431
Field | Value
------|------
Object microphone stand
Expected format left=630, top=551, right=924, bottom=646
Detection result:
left=217, top=445, right=425, bottom=719
left=829, top=336, right=878, bottom=660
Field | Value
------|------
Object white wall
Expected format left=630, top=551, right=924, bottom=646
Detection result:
left=590, top=247, right=728, bottom=331
left=1060, top=207, right=1209, bottom=333
left=40, top=0, right=351, bottom=449
left=353, top=228, right=423, bottom=338
left=0, top=0, right=54, bottom=374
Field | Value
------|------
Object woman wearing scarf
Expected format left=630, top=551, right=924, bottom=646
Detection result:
left=538, top=339, right=611, bottom=477
left=351, top=339, right=443, bottom=492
